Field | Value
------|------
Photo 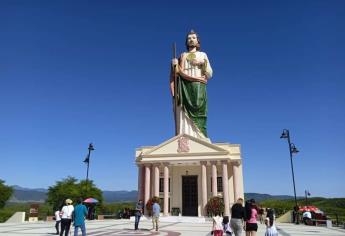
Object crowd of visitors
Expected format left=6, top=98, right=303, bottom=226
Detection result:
left=54, top=198, right=89, bottom=236
left=208, top=198, right=278, bottom=236
left=53, top=196, right=281, bottom=235
left=132, top=197, right=278, bottom=235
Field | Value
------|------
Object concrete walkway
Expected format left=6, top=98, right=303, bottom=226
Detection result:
left=0, top=219, right=344, bottom=236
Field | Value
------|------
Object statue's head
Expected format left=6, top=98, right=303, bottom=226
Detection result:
left=185, top=30, right=201, bottom=51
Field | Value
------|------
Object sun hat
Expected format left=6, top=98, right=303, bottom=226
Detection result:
left=65, top=199, right=73, bottom=204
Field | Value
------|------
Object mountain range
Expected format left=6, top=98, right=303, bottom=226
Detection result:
left=9, top=185, right=293, bottom=203
left=9, top=185, right=138, bottom=203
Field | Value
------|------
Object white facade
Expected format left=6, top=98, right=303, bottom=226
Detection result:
left=135, top=134, right=244, bottom=217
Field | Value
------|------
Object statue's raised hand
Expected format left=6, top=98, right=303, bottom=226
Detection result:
left=172, top=58, right=178, bottom=66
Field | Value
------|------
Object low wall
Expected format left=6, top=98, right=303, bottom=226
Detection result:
left=276, top=210, right=292, bottom=223
left=6, top=212, right=26, bottom=223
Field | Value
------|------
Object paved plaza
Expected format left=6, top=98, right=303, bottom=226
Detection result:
left=0, top=219, right=345, bottom=236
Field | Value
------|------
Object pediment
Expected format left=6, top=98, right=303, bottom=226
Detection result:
left=141, top=134, right=228, bottom=157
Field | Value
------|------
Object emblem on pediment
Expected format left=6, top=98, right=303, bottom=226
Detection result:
left=177, top=137, right=190, bottom=153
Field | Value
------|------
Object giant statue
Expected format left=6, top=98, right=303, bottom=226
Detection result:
left=170, top=30, right=213, bottom=139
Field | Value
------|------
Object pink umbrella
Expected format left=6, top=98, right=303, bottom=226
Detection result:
left=83, top=198, right=99, bottom=204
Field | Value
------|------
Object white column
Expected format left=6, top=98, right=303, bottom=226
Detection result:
left=137, top=165, right=143, bottom=201
left=222, top=161, right=230, bottom=216
left=154, top=165, right=160, bottom=197
left=211, top=161, right=217, bottom=197
left=201, top=161, right=208, bottom=216
left=163, top=164, right=169, bottom=216
left=144, top=165, right=151, bottom=215
left=232, top=161, right=240, bottom=201
left=228, top=164, right=234, bottom=205
left=150, top=165, right=154, bottom=198
left=141, top=166, right=146, bottom=201
left=237, top=162, right=244, bottom=200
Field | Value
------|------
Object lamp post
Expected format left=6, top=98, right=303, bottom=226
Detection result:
left=84, top=143, right=95, bottom=192
left=305, top=190, right=310, bottom=206
left=280, top=129, right=299, bottom=223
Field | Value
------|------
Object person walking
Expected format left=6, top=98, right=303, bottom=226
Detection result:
left=60, top=199, right=74, bottom=236
left=265, top=208, right=278, bottom=236
left=152, top=199, right=161, bottom=232
left=222, top=216, right=233, bottom=236
left=134, top=199, right=144, bottom=230
left=231, top=198, right=245, bottom=236
left=245, top=199, right=258, bottom=236
left=54, top=208, right=61, bottom=235
left=258, top=207, right=265, bottom=224
left=212, top=213, right=223, bottom=236
left=73, top=198, right=88, bottom=236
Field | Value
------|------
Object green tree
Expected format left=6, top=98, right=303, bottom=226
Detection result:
left=0, top=179, right=13, bottom=209
left=47, top=176, right=103, bottom=210
left=79, top=179, right=103, bottom=203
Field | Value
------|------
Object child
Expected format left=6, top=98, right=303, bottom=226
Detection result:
left=212, top=213, right=223, bottom=236
left=222, top=216, right=232, bottom=235
left=54, top=208, right=61, bottom=235
left=264, top=208, right=278, bottom=236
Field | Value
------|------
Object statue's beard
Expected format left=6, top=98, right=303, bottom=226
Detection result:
left=188, top=43, right=197, bottom=50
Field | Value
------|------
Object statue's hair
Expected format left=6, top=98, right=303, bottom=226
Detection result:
left=185, top=30, right=201, bottom=51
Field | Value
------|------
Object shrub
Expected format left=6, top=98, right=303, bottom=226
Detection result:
left=206, top=196, right=224, bottom=216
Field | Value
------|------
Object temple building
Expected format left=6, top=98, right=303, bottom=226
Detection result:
left=135, top=134, right=244, bottom=217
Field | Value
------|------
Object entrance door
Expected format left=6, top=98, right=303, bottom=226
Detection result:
left=182, top=176, right=198, bottom=216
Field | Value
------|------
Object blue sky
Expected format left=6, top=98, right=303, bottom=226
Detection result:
left=1, top=0, right=344, bottom=198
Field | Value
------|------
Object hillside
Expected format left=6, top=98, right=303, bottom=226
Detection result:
left=9, top=189, right=47, bottom=203
left=10, top=186, right=295, bottom=203
left=9, top=186, right=138, bottom=203
left=102, top=190, right=137, bottom=202
left=245, top=193, right=293, bottom=202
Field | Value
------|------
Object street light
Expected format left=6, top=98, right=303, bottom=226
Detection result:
left=83, top=143, right=95, bottom=191
left=280, top=129, right=299, bottom=223
left=305, top=190, right=310, bottom=206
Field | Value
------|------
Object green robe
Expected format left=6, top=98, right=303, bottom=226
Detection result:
left=178, top=75, right=208, bottom=137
